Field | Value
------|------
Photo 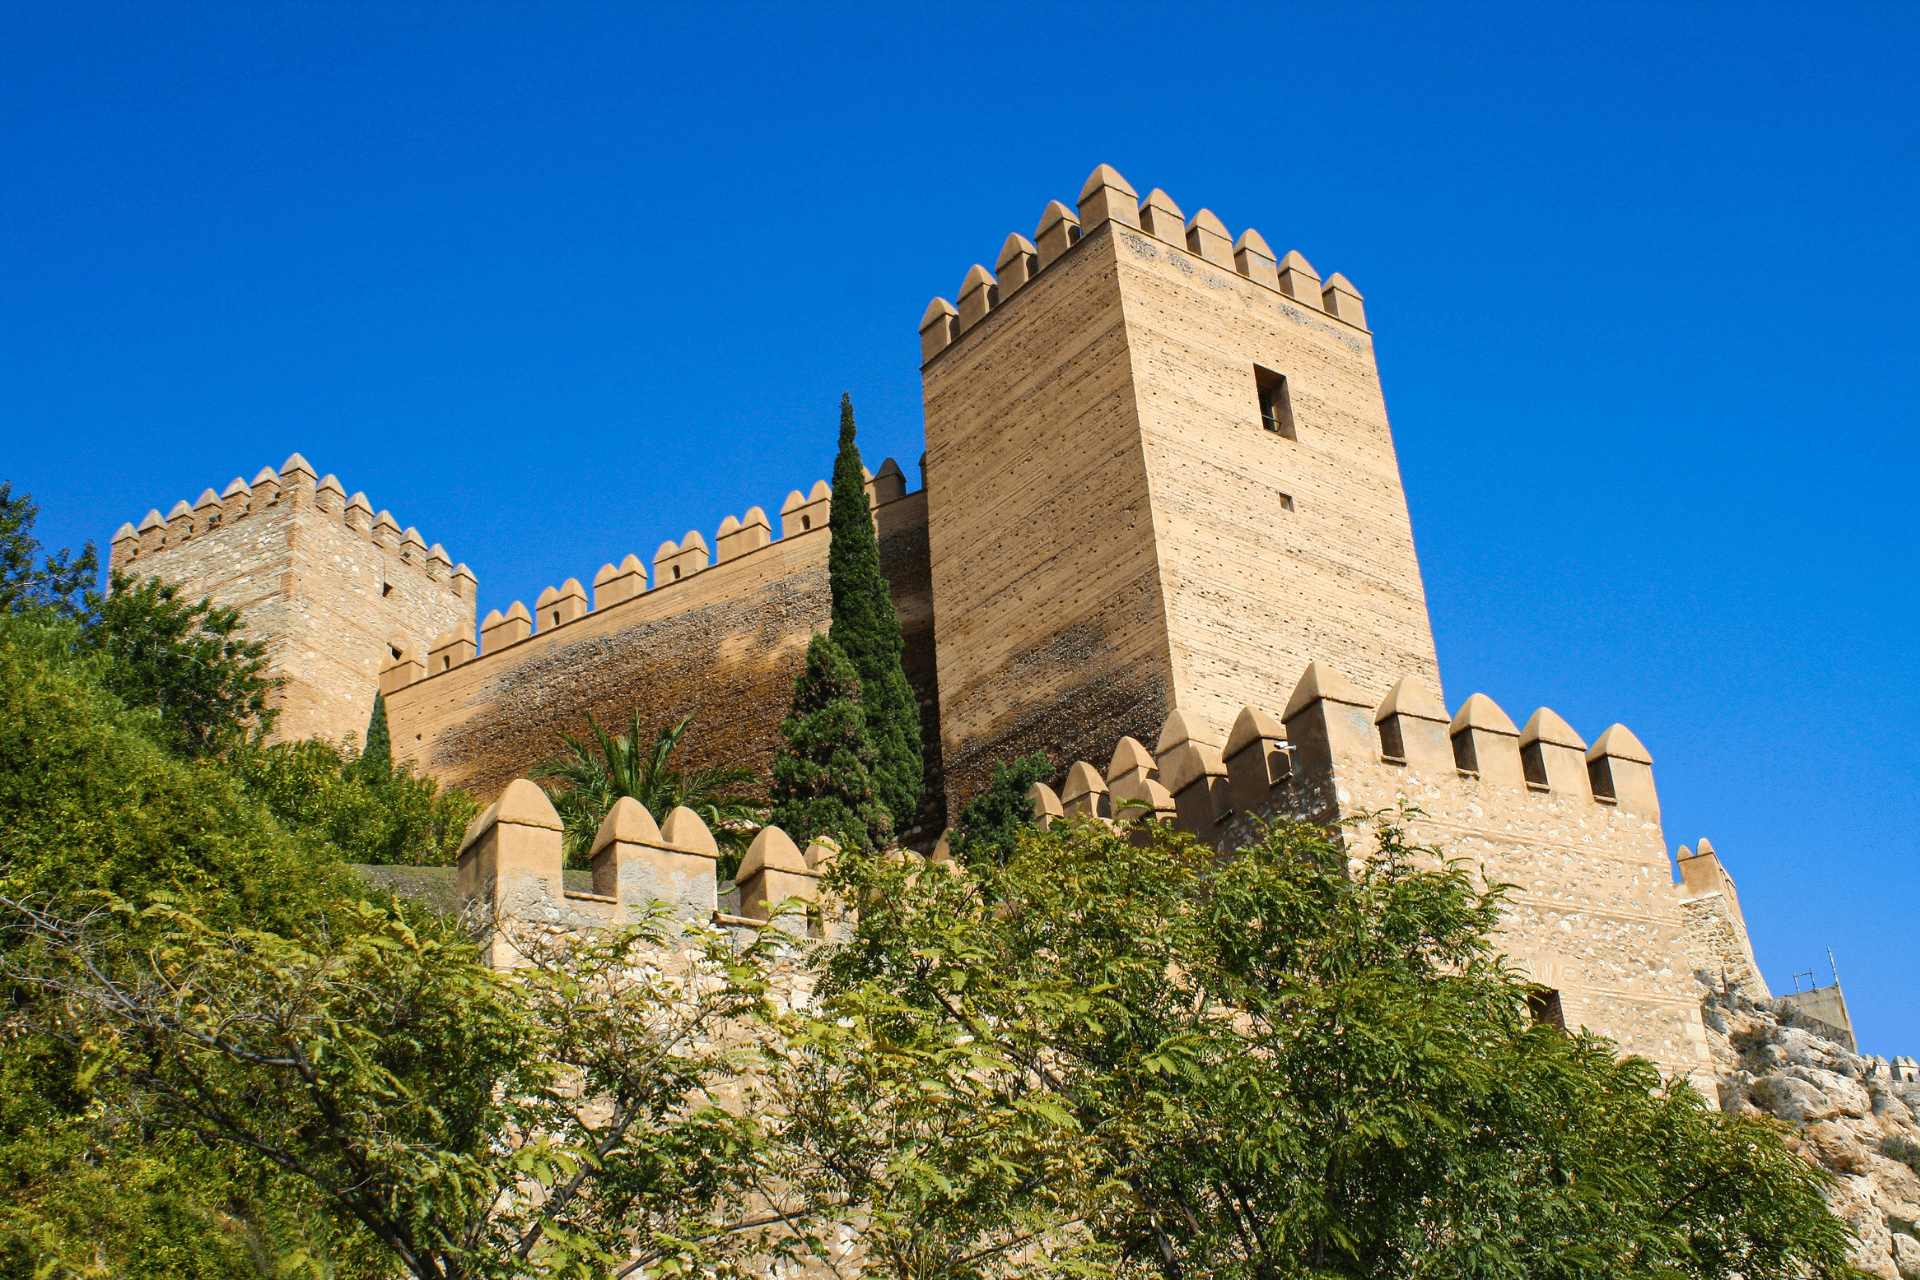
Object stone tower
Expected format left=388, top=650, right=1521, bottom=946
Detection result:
left=108, top=453, right=477, bottom=745
left=919, top=164, right=1440, bottom=805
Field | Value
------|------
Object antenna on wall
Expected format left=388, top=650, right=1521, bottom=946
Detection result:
left=1828, top=947, right=1842, bottom=988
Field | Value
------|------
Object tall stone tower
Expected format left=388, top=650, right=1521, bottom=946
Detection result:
left=919, top=165, right=1440, bottom=805
left=108, top=453, right=477, bottom=744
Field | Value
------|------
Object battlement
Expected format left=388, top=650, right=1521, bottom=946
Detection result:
left=1022, top=658, right=1711, bottom=1085
left=1030, top=661, right=1659, bottom=840
left=384, top=457, right=914, bottom=695
left=456, top=779, right=841, bottom=967
left=109, top=453, right=474, bottom=600
left=919, top=164, right=1369, bottom=364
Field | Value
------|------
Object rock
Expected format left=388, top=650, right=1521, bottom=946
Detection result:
left=1892, top=1231, right=1920, bottom=1279
left=1706, top=987, right=1920, bottom=1272
left=1751, top=1073, right=1835, bottom=1124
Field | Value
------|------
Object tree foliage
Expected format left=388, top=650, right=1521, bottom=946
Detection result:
left=826, top=394, right=923, bottom=833
left=82, top=570, right=282, bottom=758
left=529, top=709, right=764, bottom=873
left=769, top=633, right=892, bottom=854
left=947, top=751, right=1052, bottom=866
left=0, top=480, right=98, bottom=620
left=781, top=811, right=1859, bottom=1280
left=0, top=894, right=802, bottom=1280
left=228, top=735, right=479, bottom=868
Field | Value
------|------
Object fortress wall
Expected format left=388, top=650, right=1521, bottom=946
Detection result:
left=107, top=457, right=474, bottom=744
left=1113, top=224, right=1443, bottom=728
left=386, top=490, right=940, bottom=831
left=920, top=225, right=1176, bottom=809
left=1041, top=665, right=1709, bottom=1088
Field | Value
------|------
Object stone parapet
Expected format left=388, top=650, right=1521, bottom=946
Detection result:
left=1034, top=659, right=1715, bottom=1090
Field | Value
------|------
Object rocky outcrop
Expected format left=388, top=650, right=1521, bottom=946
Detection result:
left=1704, top=982, right=1920, bottom=1278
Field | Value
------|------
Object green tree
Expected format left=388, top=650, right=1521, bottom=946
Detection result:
left=947, top=751, right=1052, bottom=866
left=826, top=394, right=923, bottom=833
left=768, top=633, right=891, bottom=853
left=0, top=612, right=356, bottom=1276
left=229, top=735, right=479, bottom=868
left=82, top=570, right=282, bottom=758
left=0, top=481, right=98, bottom=620
left=359, top=691, right=394, bottom=784
left=778, top=809, right=1858, bottom=1280
left=0, top=894, right=800, bottom=1280
left=529, top=710, right=764, bottom=872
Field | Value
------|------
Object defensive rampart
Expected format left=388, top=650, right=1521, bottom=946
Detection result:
left=1025, top=661, right=1713, bottom=1088
left=384, top=462, right=945, bottom=837
left=107, top=454, right=476, bottom=743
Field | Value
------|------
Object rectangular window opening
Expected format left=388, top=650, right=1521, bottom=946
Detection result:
left=1255, top=366, right=1296, bottom=439
left=1526, top=989, right=1566, bottom=1031
left=1278, top=492, right=1295, bottom=512
left=381, top=582, right=393, bottom=598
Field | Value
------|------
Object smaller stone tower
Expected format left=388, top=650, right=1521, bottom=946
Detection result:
left=108, top=453, right=477, bottom=744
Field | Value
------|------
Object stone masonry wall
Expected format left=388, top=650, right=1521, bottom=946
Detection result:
left=386, top=490, right=943, bottom=838
left=108, top=456, right=475, bottom=745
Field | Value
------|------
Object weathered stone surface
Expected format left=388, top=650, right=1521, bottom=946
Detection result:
left=1707, top=987, right=1920, bottom=1278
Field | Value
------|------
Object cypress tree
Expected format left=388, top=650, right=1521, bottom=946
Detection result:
left=826, top=393, right=923, bottom=833
left=359, top=692, right=393, bottom=785
left=768, top=633, right=892, bottom=853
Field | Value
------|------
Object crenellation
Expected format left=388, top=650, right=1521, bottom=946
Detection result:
left=429, top=629, right=476, bottom=675
left=1033, top=199, right=1082, bottom=268
left=425, top=542, right=452, bottom=580
left=1076, top=162, right=1139, bottom=231
left=1321, top=272, right=1367, bottom=328
left=593, top=555, right=645, bottom=608
left=1448, top=692, right=1524, bottom=786
left=1276, top=249, right=1324, bottom=309
left=315, top=473, right=346, bottom=515
left=1137, top=187, right=1186, bottom=244
left=1184, top=208, right=1234, bottom=266
left=1373, top=675, right=1451, bottom=769
left=1040, top=660, right=1712, bottom=1087
left=781, top=479, right=831, bottom=537
left=220, top=477, right=251, bottom=523
left=1519, top=707, right=1590, bottom=793
left=716, top=507, right=772, bottom=562
left=344, top=491, right=373, bottom=534
left=371, top=510, right=400, bottom=551
left=957, top=263, right=998, bottom=332
left=996, top=233, right=1039, bottom=295
left=1233, top=227, right=1280, bottom=290
left=535, top=579, right=589, bottom=630
left=919, top=297, right=959, bottom=362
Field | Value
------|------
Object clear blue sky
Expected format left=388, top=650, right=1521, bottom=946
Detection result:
left=3, top=2, right=1914, bottom=1055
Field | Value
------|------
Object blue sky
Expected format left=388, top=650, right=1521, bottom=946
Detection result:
left=3, top=1, right=1915, bottom=1055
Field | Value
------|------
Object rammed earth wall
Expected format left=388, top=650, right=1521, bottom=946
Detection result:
left=385, top=489, right=944, bottom=838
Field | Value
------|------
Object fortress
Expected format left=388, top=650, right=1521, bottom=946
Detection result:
left=107, top=164, right=1804, bottom=1089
